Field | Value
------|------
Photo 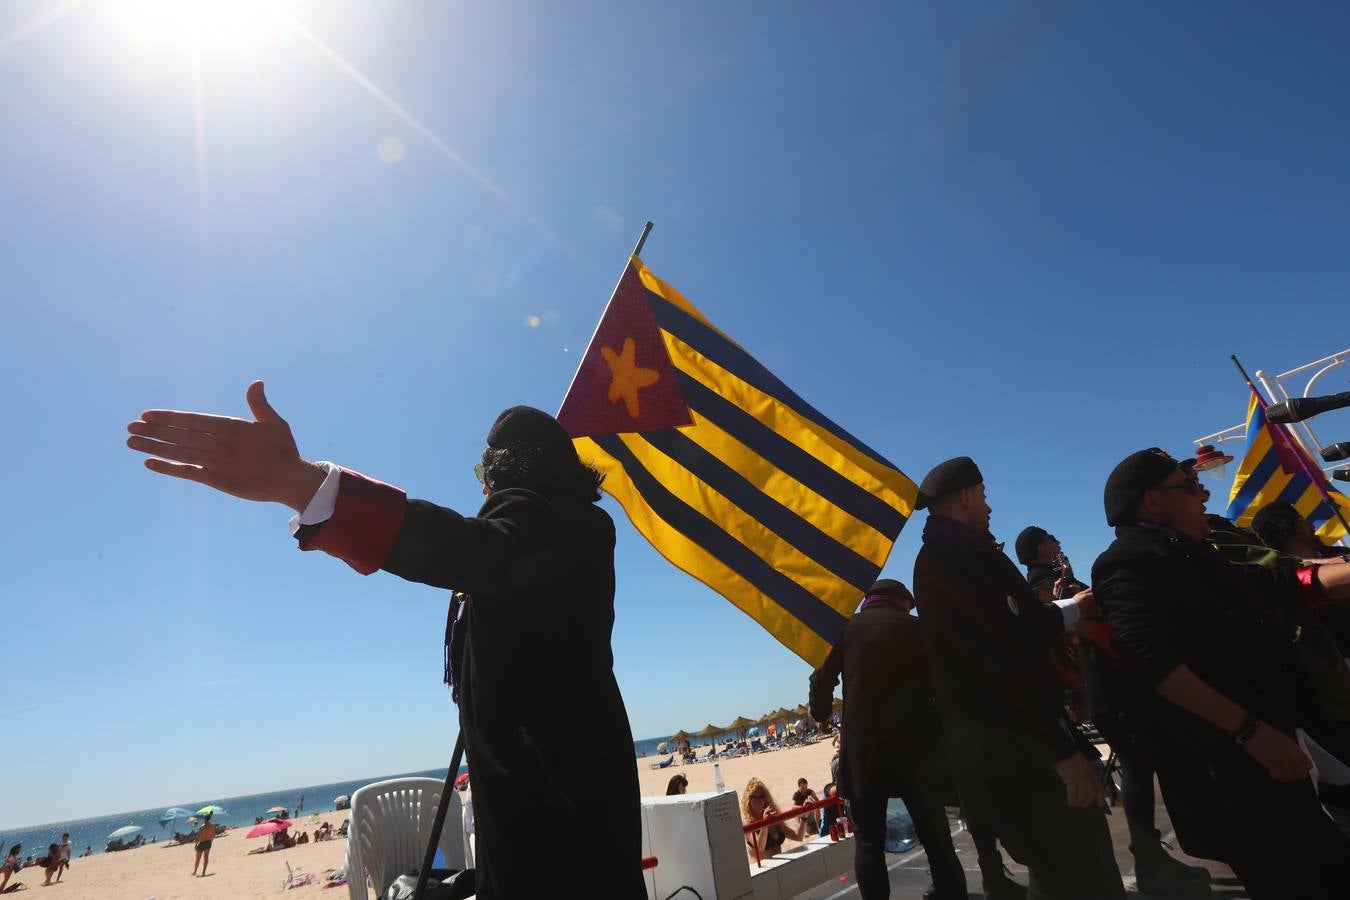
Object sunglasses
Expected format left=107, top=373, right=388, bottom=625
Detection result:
left=750, top=791, right=767, bottom=801
left=1152, top=480, right=1202, bottom=496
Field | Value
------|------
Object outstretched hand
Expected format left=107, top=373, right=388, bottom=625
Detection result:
left=127, top=381, right=326, bottom=511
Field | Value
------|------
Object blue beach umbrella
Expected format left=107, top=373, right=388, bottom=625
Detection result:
left=159, top=807, right=197, bottom=829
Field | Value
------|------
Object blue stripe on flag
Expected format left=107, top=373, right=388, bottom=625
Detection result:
left=676, top=372, right=907, bottom=537
left=639, top=428, right=880, bottom=591
left=593, top=433, right=850, bottom=646
left=647, top=289, right=900, bottom=472
left=1227, top=449, right=1281, bottom=518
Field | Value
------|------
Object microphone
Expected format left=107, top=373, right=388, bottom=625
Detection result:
left=1334, top=467, right=1350, bottom=483
left=1265, top=391, right=1350, bottom=425
left=1322, top=443, right=1350, bottom=462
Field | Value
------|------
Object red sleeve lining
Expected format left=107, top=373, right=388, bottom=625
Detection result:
left=298, top=468, right=407, bottom=575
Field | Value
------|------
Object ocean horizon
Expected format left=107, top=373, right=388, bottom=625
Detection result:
left=2, top=734, right=687, bottom=857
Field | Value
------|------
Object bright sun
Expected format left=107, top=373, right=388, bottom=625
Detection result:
left=101, top=0, right=281, bottom=60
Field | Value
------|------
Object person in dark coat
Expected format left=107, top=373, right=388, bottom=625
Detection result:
left=809, top=578, right=966, bottom=900
left=1092, top=447, right=1350, bottom=900
left=126, top=383, right=645, bottom=899
left=911, top=457, right=1124, bottom=900
left=1017, top=523, right=1211, bottom=897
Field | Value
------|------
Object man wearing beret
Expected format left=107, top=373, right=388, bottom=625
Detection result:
left=1017, top=523, right=1212, bottom=897
left=809, top=579, right=967, bottom=900
left=127, top=383, right=645, bottom=899
left=1092, top=448, right=1350, bottom=899
left=912, top=457, right=1124, bottom=900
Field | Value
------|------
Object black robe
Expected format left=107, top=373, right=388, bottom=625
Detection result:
left=303, top=476, right=644, bottom=899
left=807, top=600, right=948, bottom=800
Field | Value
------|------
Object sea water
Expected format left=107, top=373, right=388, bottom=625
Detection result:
left=4, top=735, right=682, bottom=857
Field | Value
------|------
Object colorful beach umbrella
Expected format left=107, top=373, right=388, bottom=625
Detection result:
left=453, top=774, right=470, bottom=788
left=108, top=825, right=142, bottom=839
left=246, top=820, right=290, bottom=839
left=196, top=805, right=226, bottom=815
left=159, top=808, right=197, bottom=829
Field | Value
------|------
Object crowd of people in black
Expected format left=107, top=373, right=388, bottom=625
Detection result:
left=812, top=449, right=1350, bottom=900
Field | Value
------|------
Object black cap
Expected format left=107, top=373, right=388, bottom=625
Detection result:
left=1250, top=501, right=1304, bottom=548
left=1103, top=448, right=1196, bottom=527
left=1015, top=526, right=1049, bottom=565
left=866, top=578, right=908, bottom=597
left=487, top=406, right=579, bottom=463
left=915, top=457, right=983, bottom=510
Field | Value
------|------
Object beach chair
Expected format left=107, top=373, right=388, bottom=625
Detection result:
left=345, top=777, right=467, bottom=900
left=648, top=754, right=675, bottom=769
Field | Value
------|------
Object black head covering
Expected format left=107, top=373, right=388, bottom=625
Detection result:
left=1014, top=526, right=1049, bottom=565
left=867, top=578, right=908, bottom=597
left=915, top=456, right=983, bottom=510
left=1250, top=501, right=1304, bottom=550
left=1103, top=447, right=1196, bottom=527
left=487, top=406, right=579, bottom=463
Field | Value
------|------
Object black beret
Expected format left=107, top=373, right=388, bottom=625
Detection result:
left=915, top=457, right=983, bottom=510
left=1015, top=526, right=1049, bottom=565
left=1103, top=448, right=1196, bottom=527
left=866, top=578, right=909, bottom=597
left=487, top=406, right=579, bottom=464
left=1250, top=501, right=1304, bottom=546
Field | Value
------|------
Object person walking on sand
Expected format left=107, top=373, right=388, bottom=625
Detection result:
left=192, top=812, right=217, bottom=877
left=1, top=844, right=20, bottom=892
left=56, top=833, right=71, bottom=882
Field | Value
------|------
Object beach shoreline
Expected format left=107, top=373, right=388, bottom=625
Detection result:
left=2, top=739, right=836, bottom=899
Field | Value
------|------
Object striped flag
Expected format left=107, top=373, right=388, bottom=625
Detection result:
left=1226, top=388, right=1350, bottom=543
left=559, top=255, right=917, bottom=666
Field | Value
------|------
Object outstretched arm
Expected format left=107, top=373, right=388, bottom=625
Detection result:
left=127, top=381, right=326, bottom=511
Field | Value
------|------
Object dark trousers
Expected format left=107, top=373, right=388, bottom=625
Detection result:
left=851, top=783, right=967, bottom=900
left=1096, top=716, right=1172, bottom=873
left=955, top=745, right=1124, bottom=900
left=1226, top=780, right=1350, bottom=899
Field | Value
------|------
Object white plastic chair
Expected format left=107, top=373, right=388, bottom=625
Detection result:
left=345, top=776, right=466, bottom=900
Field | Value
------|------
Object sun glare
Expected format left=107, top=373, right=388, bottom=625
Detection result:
left=101, top=0, right=282, bottom=60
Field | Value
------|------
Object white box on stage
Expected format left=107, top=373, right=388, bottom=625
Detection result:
left=640, top=790, right=752, bottom=900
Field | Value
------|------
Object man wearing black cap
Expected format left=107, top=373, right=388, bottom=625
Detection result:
left=1017, top=523, right=1212, bottom=897
left=1092, top=448, right=1350, bottom=899
left=126, top=383, right=645, bottom=899
left=809, top=579, right=966, bottom=900
left=911, top=457, right=1124, bottom=900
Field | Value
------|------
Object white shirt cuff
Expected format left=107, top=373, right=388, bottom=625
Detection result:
left=288, top=461, right=341, bottom=535
left=1053, top=597, right=1082, bottom=630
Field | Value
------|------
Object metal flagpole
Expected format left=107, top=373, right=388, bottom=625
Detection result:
left=1231, top=355, right=1350, bottom=540
left=556, top=221, right=654, bottom=416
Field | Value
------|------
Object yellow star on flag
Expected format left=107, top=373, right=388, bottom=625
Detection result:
left=601, top=336, right=660, bottom=418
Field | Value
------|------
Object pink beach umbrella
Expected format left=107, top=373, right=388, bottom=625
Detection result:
left=246, top=820, right=292, bottom=839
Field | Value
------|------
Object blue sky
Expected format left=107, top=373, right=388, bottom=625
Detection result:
left=4, top=0, right=1350, bottom=829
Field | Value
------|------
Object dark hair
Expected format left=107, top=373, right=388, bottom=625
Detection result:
left=1251, top=501, right=1303, bottom=551
left=7, top=844, right=19, bottom=856
left=482, top=443, right=605, bottom=501
left=665, top=773, right=689, bottom=795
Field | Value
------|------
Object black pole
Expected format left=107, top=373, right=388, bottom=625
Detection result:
left=411, top=731, right=466, bottom=900
left=1230, top=354, right=1257, bottom=388
left=632, top=220, right=653, bottom=258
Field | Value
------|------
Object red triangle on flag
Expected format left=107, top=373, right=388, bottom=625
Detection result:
left=558, top=261, right=693, bottom=438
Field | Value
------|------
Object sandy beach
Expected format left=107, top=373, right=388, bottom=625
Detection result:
left=4, top=740, right=836, bottom=899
